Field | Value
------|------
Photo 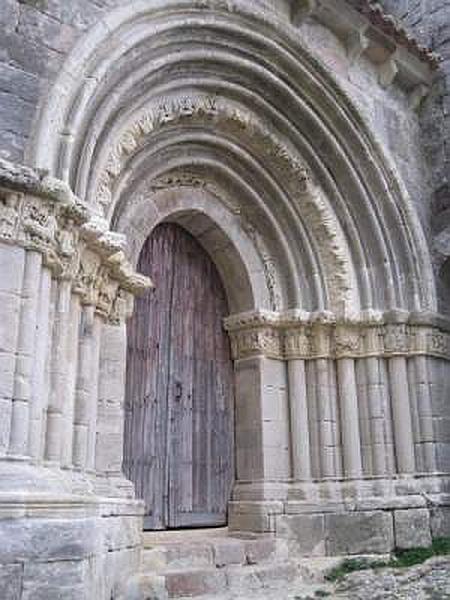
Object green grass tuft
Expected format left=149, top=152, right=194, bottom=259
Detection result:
left=324, top=537, right=450, bottom=582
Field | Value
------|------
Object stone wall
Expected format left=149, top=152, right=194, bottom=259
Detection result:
left=381, top=0, right=450, bottom=314
left=0, top=159, right=151, bottom=599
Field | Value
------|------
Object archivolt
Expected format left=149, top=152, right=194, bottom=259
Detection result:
left=29, top=0, right=436, bottom=314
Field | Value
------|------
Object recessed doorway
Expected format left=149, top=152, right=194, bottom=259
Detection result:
left=123, top=222, right=235, bottom=530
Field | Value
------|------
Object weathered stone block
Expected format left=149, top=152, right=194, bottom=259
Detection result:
left=245, top=537, right=278, bottom=564
left=227, top=562, right=298, bottom=592
left=0, top=564, right=22, bottom=600
left=229, top=512, right=272, bottom=533
left=21, top=560, right=86, bottom=600
left=326, top=511, right=394, bottom=555
left=431, top=507, right=450, bottom=538
left=164, top=568, right=227, bottom=597
left=0, top=517, right=101, bottom=562
left=213, top=539, right=246, bottom=567
left=276, top=514, right=326, bottom=556
left=394, top=509, right=432, bottom=549
left=165, top=543, right=213, bottom=569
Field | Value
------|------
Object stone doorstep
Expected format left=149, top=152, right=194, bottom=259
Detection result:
left=140, top=532, right=298, bottom=598
left=142, top=535, right=279, bottom=572
left=158, top=561, right=302, bottom=598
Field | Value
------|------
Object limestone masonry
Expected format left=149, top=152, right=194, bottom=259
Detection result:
left=0, top=1, right=449, bottom=598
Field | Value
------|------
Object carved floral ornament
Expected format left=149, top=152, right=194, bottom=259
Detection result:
left=224, top=311, right=450, bottom=361
left=94, top=94, right=354, bottom=313
left=0, top=182, right=152, bottom=325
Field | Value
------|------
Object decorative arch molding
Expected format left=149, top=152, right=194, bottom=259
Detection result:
left=114, top=183, right=272, bottom=313
left=29, top=0, right=436, bottom=314
left=105, top=94, right=356, bottom=314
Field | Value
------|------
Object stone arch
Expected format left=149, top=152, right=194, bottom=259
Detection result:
left=114, top=185, right=270, bottom=313
left=29, top=0, right=436, bottom=315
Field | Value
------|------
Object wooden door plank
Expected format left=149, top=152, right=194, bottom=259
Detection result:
left=125, top=223, right=235, bottom=530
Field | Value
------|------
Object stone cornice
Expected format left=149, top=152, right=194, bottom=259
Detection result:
left=0, top=159, right=153, bottom=324
left=225, top=310, right=450, bottom=361
left=292, top=0, right=439, bottom=102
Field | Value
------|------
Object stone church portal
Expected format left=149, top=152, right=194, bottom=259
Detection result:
left=0, top=1, right=449, bottom=598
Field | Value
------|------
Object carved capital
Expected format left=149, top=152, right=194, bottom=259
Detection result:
left=109, top=288, right=135, bottom=325
left=229, top=327, right=283, bottom=360
left=285, top=325, right=310, bottom=359
left=334, top=325, right=362, bottom=358
left=384, top=323, right=410, bottom=355
left=225, top=310, right=450, bottom=362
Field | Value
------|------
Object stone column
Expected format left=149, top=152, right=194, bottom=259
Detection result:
left=316, top=357, right=337, bottom=478
left=87, top=313, right=102, bottom=472
left=9, top=250, right=42, bottom=457
left=73, top=304, right=97, bottom=470
left=0, top=242, right=25, bottom=455
left=384, top=316, right=416, bottom=474
left=60, top=292, right=81, bottom=468
left=44, top=278, right=72, bottom=463
left=234, top=356, right=264, bottom=481
left=411, top=354, right=436, bottom=473
left=311, top=318, right=338, bottom=479
left=366, top=356, right=389, bottom=476
left=96, top=321, right=128, bottom=479
left=337, top=357, right=362, bottom=478
left=285, top=323, right=312, bottom=481
left=28, top=266, right=52, bottom=461
left=287, top=358, right=311, bottom=480
left=389, top=355, right=415, bottom=474
left=336, top=325, right=363, bottom=479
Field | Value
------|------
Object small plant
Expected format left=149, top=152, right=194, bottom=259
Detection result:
left=325, top=537, right=450, bottom=582
left=325, top=558, right=387, bottom=582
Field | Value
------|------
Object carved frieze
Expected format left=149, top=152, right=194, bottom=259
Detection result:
left=225, top=310, right=450, bottom=362
left=0, top=168, right=152, bottom=325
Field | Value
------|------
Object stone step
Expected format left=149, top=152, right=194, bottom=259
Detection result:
left=142, top=534, right=281, bottom=572
left=140, top=561, right=302, bottom=599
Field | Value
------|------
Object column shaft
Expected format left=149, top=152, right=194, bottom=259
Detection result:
left=337, top=358, right=363, bottom=478
left=28, top=266, right=52, bottom=460
left=389, top=356, right=415, bottom=474
left=73, top=306, right=101, bottom=471
left=316, top=358, right=337, bottom=478
left=0, top=244, right=25, bottom=455
left=45, top=278, right=72, bottom=463
left=9, top=250, right=42, bottom=456
left=288, top=358, right=311, bottom=480
left=366, top=357, right=388, bottom=476
left=96, top=323, right=127, bottom=475
left=413, top=355, right=436, bottom=472
left=61, top=293, right=81, bottom=468
left=73, top=305, right=95, bottom=469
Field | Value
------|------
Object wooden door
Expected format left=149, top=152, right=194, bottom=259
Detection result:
left=123, top=223, right=235, bottom=530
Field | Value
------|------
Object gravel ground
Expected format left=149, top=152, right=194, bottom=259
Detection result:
left=328, top=556, right=450, bottom=600
left=189, top=556, right=450, bottom=599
